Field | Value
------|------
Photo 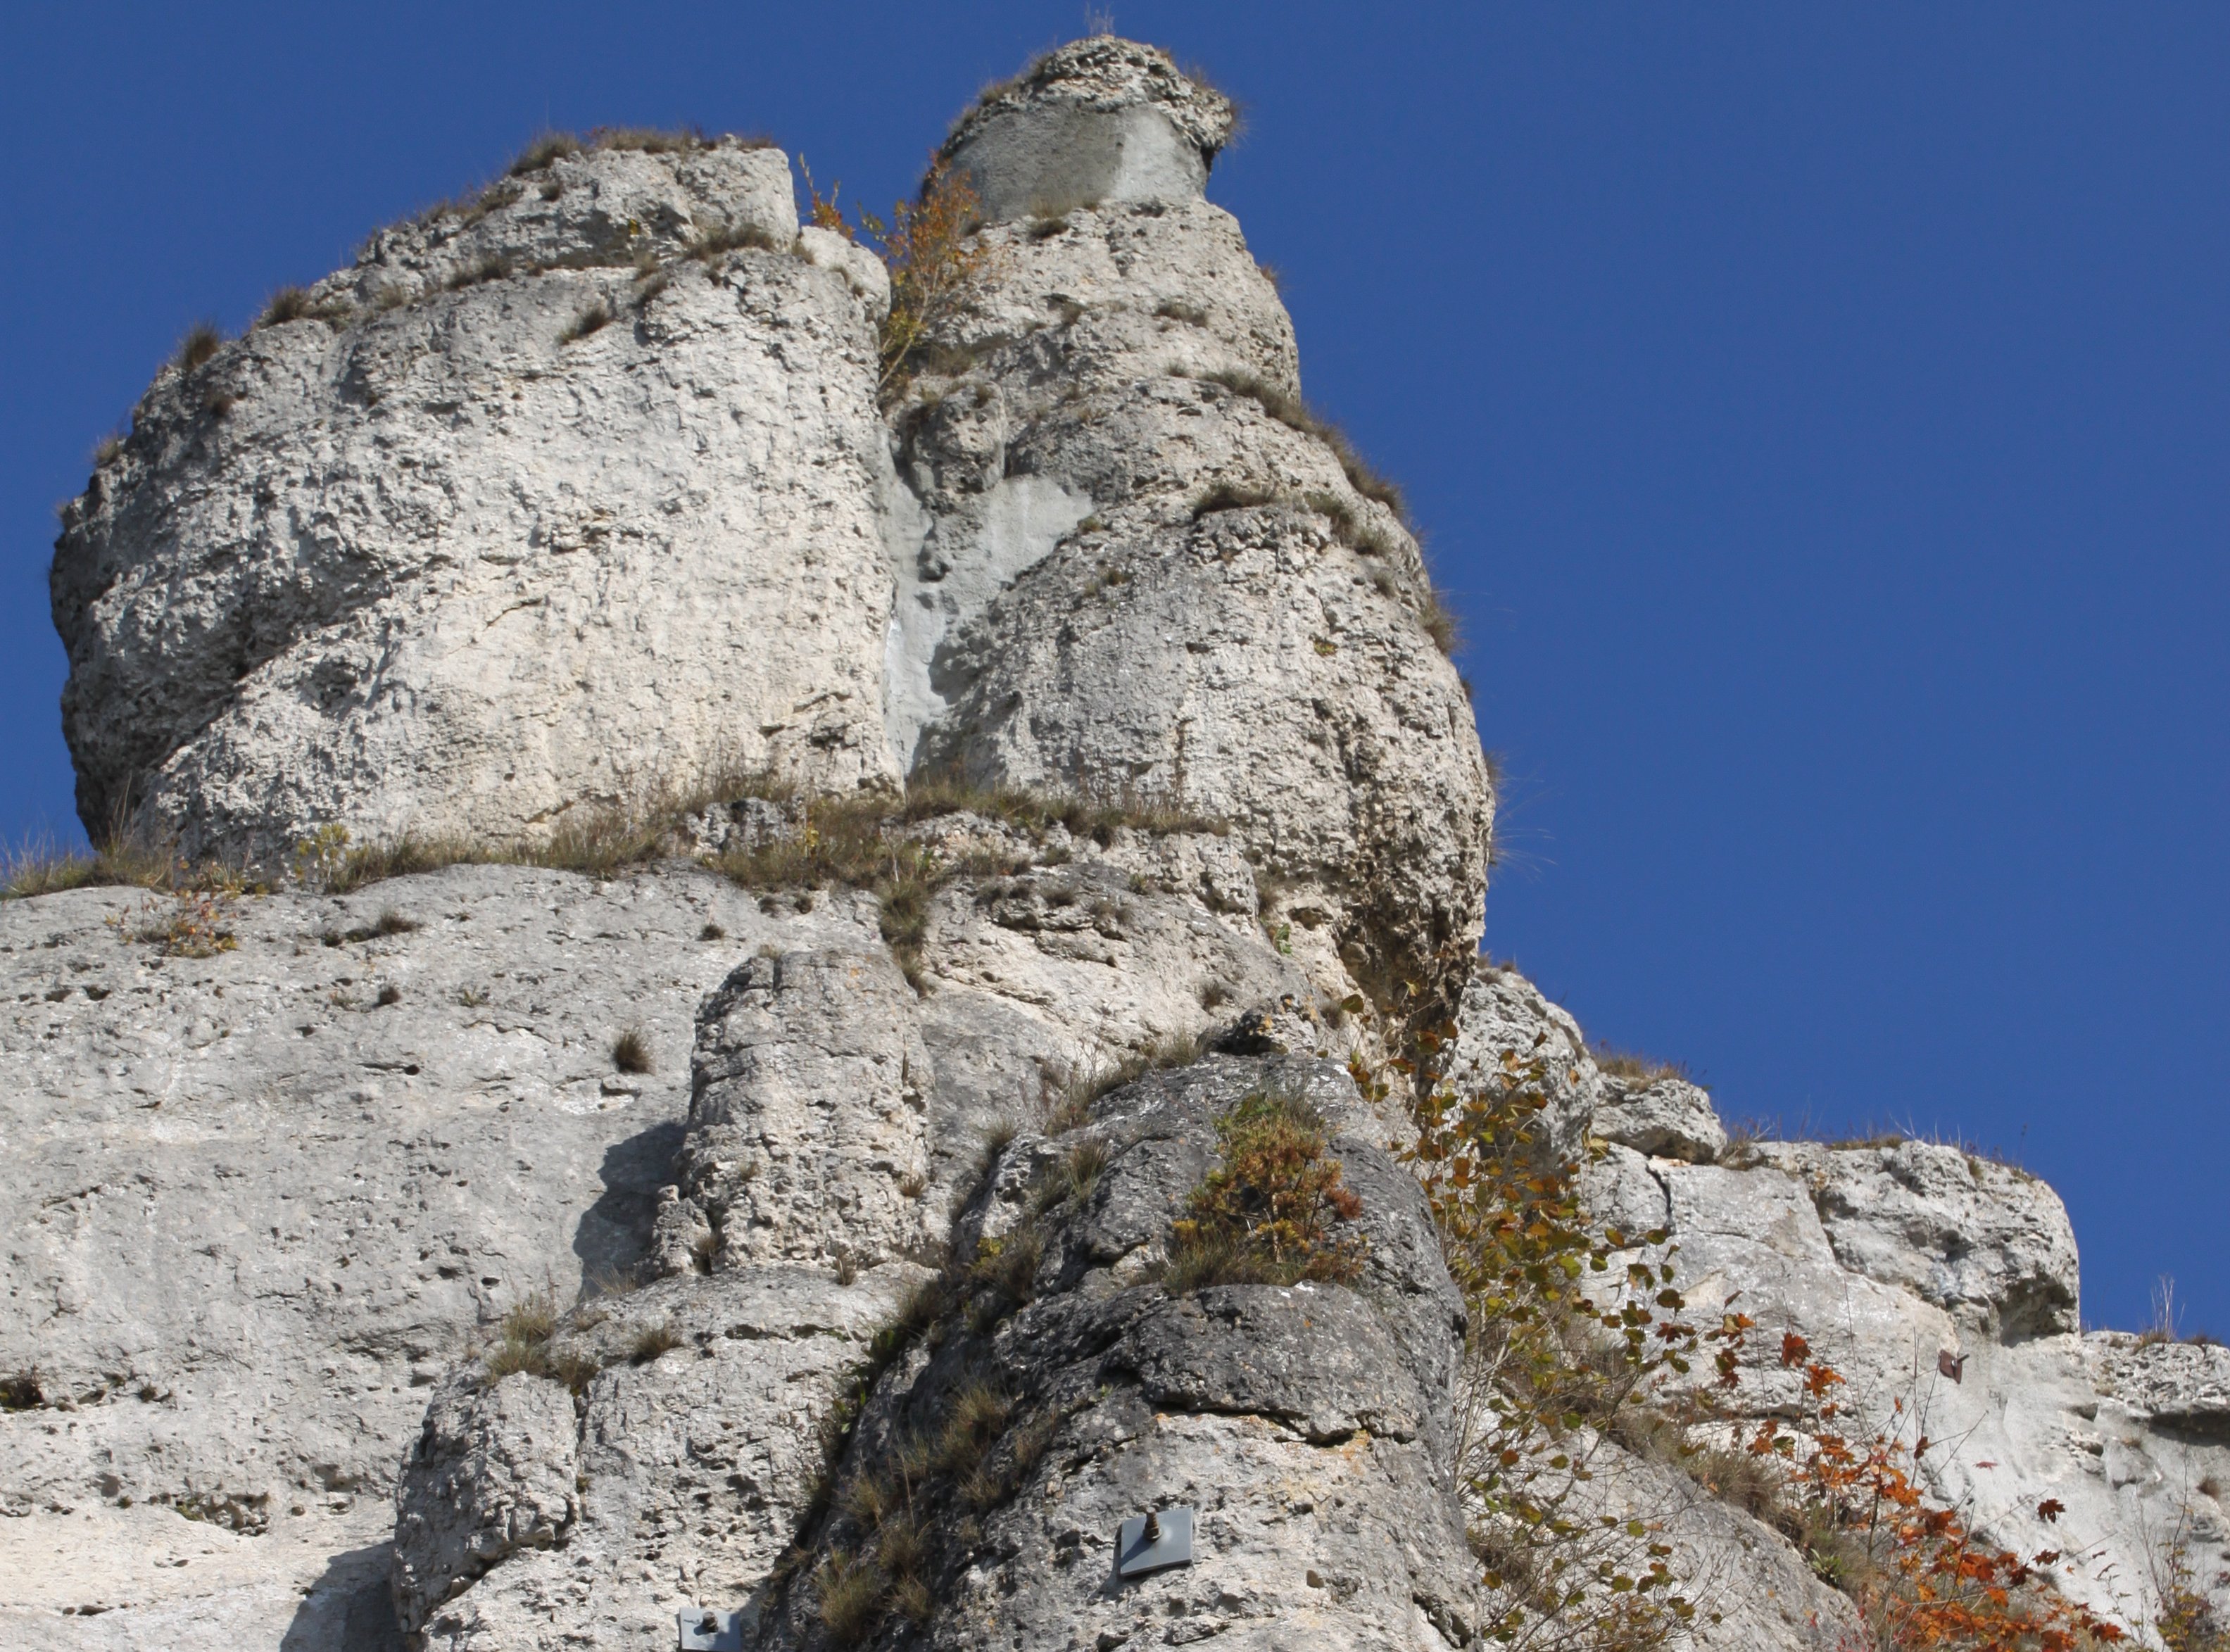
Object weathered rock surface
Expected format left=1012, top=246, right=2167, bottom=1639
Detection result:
left=53, top=140, right=897, bottom=862
left=1594, top=1075, right=1726, bottom=1164
left=393, top=1268, right=908, bottom=1651
left=1438, top=962, right=1603, bottom=1162
left=0, top=863, right=872, bottom=1646
left=18, top=28, right=2224, bottom=1652
left=743, top=1054, right=1480, bottom=1652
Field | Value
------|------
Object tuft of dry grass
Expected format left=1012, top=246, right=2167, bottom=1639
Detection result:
left=1419, top=590, right=1460, bottom=656
left=814, top=1551, right=886, bottom=1646
left=560, top=300, right=614, bottom=343
left=688, top=219, right=781, bottom=262
left=1042, top=1031, right=1209, bottom=1133
left=509, top=130, right=584, bottom=175
left=628, top=1320, right=682, bottom=1364
left=484, top=1289, right=597, bottom=1391
left=175, top=322, right=223, bottom=374
left=259, top=286, right=355, bottom=330
left=611, top=1028, right=653, bottom=1075
left=933, top=1381, right=1012, bottom=1478
left=1592, top=1044, right=1689, bottom=1085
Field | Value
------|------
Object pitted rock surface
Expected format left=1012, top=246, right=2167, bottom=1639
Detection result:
left=750, top=1055, right=1478, bottom=1652
left=17, top=30, right=2224, bottom=1652
left=0, top=862, right=875, bottom=1646
left=52, top=143, right=896, bottom=862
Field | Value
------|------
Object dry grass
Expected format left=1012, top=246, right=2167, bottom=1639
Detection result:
left=482, top=1289, right=595, bottom=1391
left=1592, top=1044, right=1690, bottom=1085
left=259, top=285, right=355, bottom=330
left=687, top=219, right=781, bottom=263
left=559, top=299, right=614, bottom=343
left=509, top=131, right=584, bottom=175
left=610, top=1028, right=653, bottom=1075
left=1041, top=1031, right=1210, bottom=1133
left=933, top=1381, right=1012, bottom=1478
left=628, top=1320, right=682, bottom=1364
left=814, top=1551, right=886, bottom=1645
left=3, top=824, right=262, bottom=912
left=1198, top=367, right=1406, bottom=518
left=1191, top=481, right=1280, bottom=520
left=1163, top=1086, right=1367, bottom=1291
left=175, top=322, right=223, bottom=374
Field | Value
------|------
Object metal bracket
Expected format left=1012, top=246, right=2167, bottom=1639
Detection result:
left=678, top=1606, right=745, bottom=1651
left=1116, top=1506, right=1195, bottom=1578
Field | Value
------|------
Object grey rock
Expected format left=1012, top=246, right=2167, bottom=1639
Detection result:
left=751, top=1055, right=1479, bottom=1652
left=1576, top=1442, right=1864, bottom=1652
left=1439, top=963, right=1602, bottom=1163
left=2094, top=1335, right=2230, bottom=1432
left=943, top=37, right=1239, bottom=223
left=394, top=1267, right=908, bottom=1651
left=943, top=38, right=1235, bottom=224
left=1577, top=1142, right=1671, bottom=1244
left=1594, top=1075, right=1726, bottom=1164
left=391, top=1373, right=581, bottom=1632
left=1813, top=1140, right=2080, bottom=1339
left=53, top=143, right=897, bottom=863
left=0, top=862, right=874, bottom=1643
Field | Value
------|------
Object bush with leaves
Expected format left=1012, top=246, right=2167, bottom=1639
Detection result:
left=804, top=158, right=990, bottom=394
left=1751, top=1331, right=2127, bottom=1652
left=1360, top=1038, right=1739, bottom=1652
left=1371, top=1025, right=2140, bottom=1652
left=1164, top=1087, right=1367, bottom=1290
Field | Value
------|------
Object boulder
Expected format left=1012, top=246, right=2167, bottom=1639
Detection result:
left=1594, top=1074, right=1727, bottom=1163
left=52, top=142, right=897, bottom=863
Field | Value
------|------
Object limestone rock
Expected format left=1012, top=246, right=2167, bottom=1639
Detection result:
left=1734, top=1137, right=2081, bottom=1339
left=1438, top=963, right=1602, bottom=1163
left=393, top=1268, right=906, bottom=1651
left=752, top=1055, right=1480, bottom=1652
left=679, top=945, right=936, bottom=1273
left=0, top=862, right=874, bottom=1644
left=52, top=142, right=896, bottom=863
left=390, top=1373, right=581, bottom=1632
left=1577, top=1442, right=1865, bottom=1652
left=876, top=41, right=1489, bottom=1010
left=1594, top=1074, right=1726, bottom=1164
left=943, top=37, right=1238, bottom=222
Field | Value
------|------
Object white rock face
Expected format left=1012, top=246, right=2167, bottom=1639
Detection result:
left=53, top=141, right=898, bottom=862
left=22, top=32, right=2222, bottom=1652
left=943, top=37, right=1238, bottom=222
left=1594, top=1074, right=1727, bottom=1163
left=1439, top=962, right=1605, bottom=1161
left=0, top=864, right=872, bottom=1645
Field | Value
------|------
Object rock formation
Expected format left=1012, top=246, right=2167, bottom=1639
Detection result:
left=11, top=33, right=2224, bottom=1652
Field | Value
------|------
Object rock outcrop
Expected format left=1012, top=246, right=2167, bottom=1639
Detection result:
left=12, top=30, right=2223, bottom=1652
left=52, top=139, right=898, bottom=862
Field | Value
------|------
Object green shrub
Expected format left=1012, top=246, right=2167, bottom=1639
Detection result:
left=1165, top=1087, right=1367, bottom=1290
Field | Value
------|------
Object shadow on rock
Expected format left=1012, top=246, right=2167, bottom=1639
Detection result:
left=281, top=1541, right=402, bottom=1651
left=572, top=1117, right=686, bottom=1294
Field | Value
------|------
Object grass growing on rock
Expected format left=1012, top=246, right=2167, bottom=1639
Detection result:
left=1162, top=1086, right=1368, bottom=1291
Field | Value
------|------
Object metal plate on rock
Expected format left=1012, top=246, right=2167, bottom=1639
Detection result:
left=678, top=1606, right=745, bottom=1650
left=1116, top=1505, right=1195, bottom=1578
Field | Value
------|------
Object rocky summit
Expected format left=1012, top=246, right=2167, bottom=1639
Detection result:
left=13, top=35, right=2226, bottom=1652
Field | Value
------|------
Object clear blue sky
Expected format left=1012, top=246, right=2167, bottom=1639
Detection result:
left=4, top=4, right=2224, bottom=1336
